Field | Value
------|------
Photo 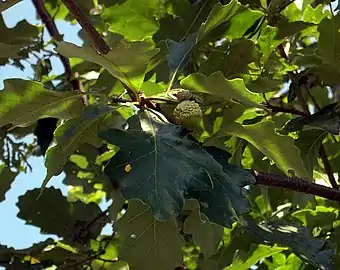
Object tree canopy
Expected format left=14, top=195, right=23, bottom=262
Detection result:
left=1, top=0, right=340, bottom=269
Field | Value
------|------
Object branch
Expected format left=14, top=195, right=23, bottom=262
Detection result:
left=60, top=0, right=110, bottom=55
left=32, top=0, right=71, bottom=78
left=265, top=103, right=308, bottom=117
left=253, top=171, right=340, bottom=202
left=60, top=0, right=140, bottom=102
left=32, top=0, right=87, bottom=105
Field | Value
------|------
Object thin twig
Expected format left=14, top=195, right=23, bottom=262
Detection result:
left=60, top=0, right=142, bottom=103
left=60, top=0, right=110, bottom=55
left=32, top=0, right=87, bottom=105
left=318, top=145, right=338, bottom=189
left=277, top=42, right=337, bottom=190
left=265, top=103, right=308, bottom=117
left=253, top=171, right=340, bottom=202
left=305, top=89, right=338, bottom=189
left=81, top=209, right=109, bottom=235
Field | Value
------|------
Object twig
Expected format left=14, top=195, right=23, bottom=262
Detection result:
left=253, top=171, right=340, bottom=202
left=81, top=209, right=109, bottom=235
left=265, top=103, right=308, bottom=117
left=277, top=43, right=338, bottom=190
left=32, top=0, right=87, bottom=105
left=60, top=0, right=110, bottom=55
left=306, top=89, right=338, bottom=189
left=60, top=0, right=141, bottom=103
left=318, top=145, right=338, bottom=189
left=32, top=0, right=70, bottom=77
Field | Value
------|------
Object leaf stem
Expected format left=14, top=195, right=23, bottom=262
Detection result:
left=265, top=103, right=308, bottom=117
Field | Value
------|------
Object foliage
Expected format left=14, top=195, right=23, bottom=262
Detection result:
left=1, top=0, right=340, bottom=269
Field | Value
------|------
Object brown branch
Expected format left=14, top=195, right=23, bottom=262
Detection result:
left=60, top=0, right=141, bottom=103
left=32, top=0, right=87, bottom=105
left=32, top=0, right=71, bottom=78
left=318, top=145, right=338, bottom=189
left=253, top=171, right=340, bottom=202
left=60, top=0, right=110, bottom=55
left=265, top=103, right=308, bottom=117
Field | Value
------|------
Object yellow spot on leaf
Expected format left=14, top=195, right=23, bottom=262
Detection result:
left=125, top=164, right=132, bottom=173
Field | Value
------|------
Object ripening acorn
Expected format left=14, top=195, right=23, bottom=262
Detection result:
left=172, top=100, right=202, bottom=128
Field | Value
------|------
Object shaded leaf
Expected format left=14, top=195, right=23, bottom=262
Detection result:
left=0, top=0, right=21, bottom=13
left=0, top=16, right=40, bottom=65
left=55, top=40, right=159, bottom=90
left=43, top=105, right=126, bottom=189
left=0, top=164, right=18, bottom=202
left=0, top=79, right=85, bottom=128
left=166, top=33, right=196, bottom=85
left=295, top=130, right=327, bottom=175
left=17, top=187, right=108, bottom=243
left=285, top=103, right=340, bottom=135
left=99, top=110, right=254, bottom=227
left=183, top=199, right=223, bottom=258
left=246, top=218, right=335, bottom=270
left=0, top=238, right=55, bottom=266
left=181, top=72, right=263, bottom=108
left=116, top=199, right=184, bottom=270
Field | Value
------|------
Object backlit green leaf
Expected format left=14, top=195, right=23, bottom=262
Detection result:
left=181, top=72, right=263, bottom=108
left=226, top=244, right=287, bottom=270
left=223, top=121, right=310, bottom=178
left=102, top=0, right=160, bottom=41
left=116, top=199, right=184, bottom=270
left=0, top=79, right=85, bottom=128
left=55, top=40, right=159, bottom=90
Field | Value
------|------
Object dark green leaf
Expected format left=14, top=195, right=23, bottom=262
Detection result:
left=295, top=130, right=327, bottom=175
left=43, top=105, right=126, bottom=189
left=0, top=164, right=18, bottom=202
left=166, top=33, right=196, bottom=85
left=17, top=187, right=108, bottom=243
left=0, top=0, right=21, bottom=13
left=99, top=110, right=254, bottom=227
left=247, top=218, right=335, bottom=270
